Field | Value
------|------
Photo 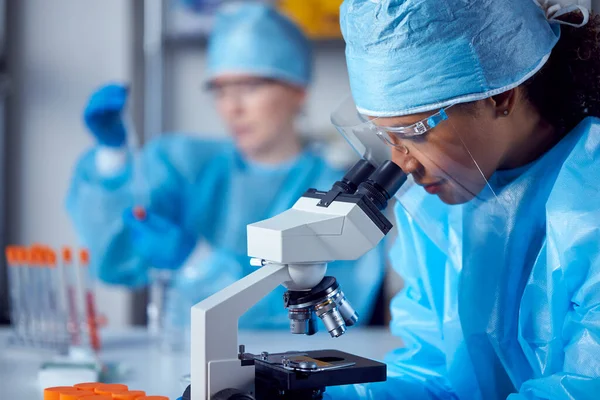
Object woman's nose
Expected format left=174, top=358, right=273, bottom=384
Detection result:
left=392, top=147, right=424, bottom=176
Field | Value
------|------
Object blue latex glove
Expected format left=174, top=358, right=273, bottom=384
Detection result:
left=83, top=83, right=128, bottom=147
left=123, top=206, right=196, bottom=270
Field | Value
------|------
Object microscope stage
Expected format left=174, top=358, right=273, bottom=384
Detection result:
left=253, top=349, right=386, bottom=399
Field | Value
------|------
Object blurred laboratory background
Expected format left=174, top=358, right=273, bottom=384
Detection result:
left=0, top=0, right=404, bottom=329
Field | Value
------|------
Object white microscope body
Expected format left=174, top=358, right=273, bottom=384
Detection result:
left=189, top=160, right=405, bottom=400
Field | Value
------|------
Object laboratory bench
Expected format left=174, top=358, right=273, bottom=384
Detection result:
left=0, top=327, right=402, bottom=399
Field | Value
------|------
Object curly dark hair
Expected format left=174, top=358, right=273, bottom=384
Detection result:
left=523, top=12, right=600, bottom=134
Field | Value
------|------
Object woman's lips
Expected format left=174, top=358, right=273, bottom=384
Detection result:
left=424, top=181, right=444, bottom=194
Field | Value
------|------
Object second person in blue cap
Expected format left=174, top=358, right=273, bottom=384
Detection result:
left=66, top=3, right=387, bottom=332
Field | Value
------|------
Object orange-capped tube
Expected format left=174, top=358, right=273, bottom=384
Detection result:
left=41, top=246, right=51, bottom=268
left=79, top=396, right=112, bottom=400
left=62, top=247, right=73, bottom=264
left=113, top=391, right=146, bottom=399
left=62, top=245, right=81, bottom=346
left=15, top=246, right=29, bottom=265
left=5, top=245, right=23, bottom=339
left=12, top=246, right=32, bottom=341
left=137, top=397, right=169, bottom=400
left=5, top=245, right=16, bottom=264
left=79, top=248, right=101, bottom=352
left=50, top=245, right=70, bottom=348
left=28, top=244, right=47, bottom=345
left=79, top=249, right=90, bottom=266
left=44, top=386, right=80, bottom=400
left=30, top=244, right=45, bottom=267
left=74, top=382, right=104, bottom=392
left=47, top=247, right=58, bottom=268
left=43, top=245, right=53, bottom=267
left=39, top=245, right=63, bottom=345
left=94, top=384, right=128, bottom=396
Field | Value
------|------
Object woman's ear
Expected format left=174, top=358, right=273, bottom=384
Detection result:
left=490, top=88, right=519, bottom=117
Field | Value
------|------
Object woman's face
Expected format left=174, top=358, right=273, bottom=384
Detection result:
left=211, top=74, right=306, bottom=157
left=370, top=102, right=507, bottom=205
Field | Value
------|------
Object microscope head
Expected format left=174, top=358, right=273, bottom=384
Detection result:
left=248, top=160, right=405, bottom=263
left=247, top=160, right=406, bottom=337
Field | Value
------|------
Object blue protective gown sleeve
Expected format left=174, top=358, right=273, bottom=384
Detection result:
left=66, top=135, right=229, bottom=287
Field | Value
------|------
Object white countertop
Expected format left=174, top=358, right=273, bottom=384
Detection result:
left=0, top=327, right=402, bottom=399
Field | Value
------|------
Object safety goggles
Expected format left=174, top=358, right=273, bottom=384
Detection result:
left=205, top=77, right=277, bottom=99
left=359, top=106, right=452, bottom=147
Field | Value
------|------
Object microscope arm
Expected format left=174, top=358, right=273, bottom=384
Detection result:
left=191, top=263, right=294, bottom=400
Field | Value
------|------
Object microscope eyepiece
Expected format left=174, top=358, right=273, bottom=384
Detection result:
left=357, top=160, right=406, bottom=210
left=318, top=159, right=376, bottom=207
left=333, top=159, right=376, bottom=194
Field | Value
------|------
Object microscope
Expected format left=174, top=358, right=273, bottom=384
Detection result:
left=183, top=159, right=406, bottom=400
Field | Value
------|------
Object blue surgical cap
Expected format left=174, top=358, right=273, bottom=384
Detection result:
left=340, top=0, right=561, bottom=116
left=206, top=3, right=312, bottom=87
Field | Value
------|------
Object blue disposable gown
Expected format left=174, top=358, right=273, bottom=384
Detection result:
left=66, top=134, right=386, bottom=329
left=326, top=117, right=600, bottom=399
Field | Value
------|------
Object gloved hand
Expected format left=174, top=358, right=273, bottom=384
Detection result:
left=123, top=206, right=197, bottom=270
left=83, top=83, right=128, bottom=147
